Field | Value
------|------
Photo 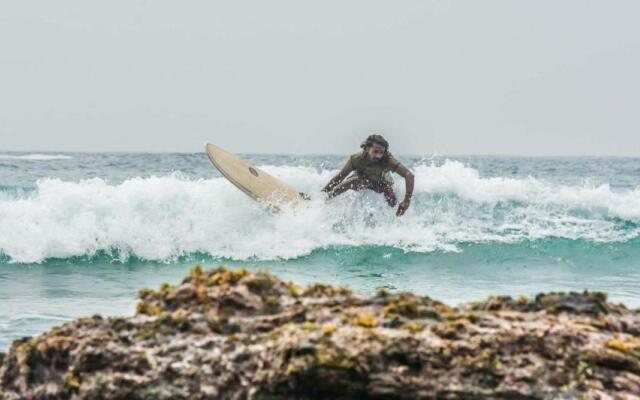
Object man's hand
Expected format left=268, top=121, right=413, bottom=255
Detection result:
left=396, top=199, right=411, bottom=216
left=394, top=164, right=414, bottom=217
left=323, top=159, right=354, bottom=194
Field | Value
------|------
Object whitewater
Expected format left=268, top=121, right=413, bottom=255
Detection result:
left=1, top=152, right=640, bottom=350
left=1, top=159, right=640, bottom=264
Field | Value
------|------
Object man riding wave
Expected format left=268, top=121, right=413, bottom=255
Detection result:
left=322, top=134, right=415, bottom=216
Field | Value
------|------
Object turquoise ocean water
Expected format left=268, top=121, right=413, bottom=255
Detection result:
left=1, top=152, right=640, bottom=350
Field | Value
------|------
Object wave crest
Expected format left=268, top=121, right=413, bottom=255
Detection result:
left=1, top=161, right=639, bottom=263
left=0, top=154, right=72, bottom=161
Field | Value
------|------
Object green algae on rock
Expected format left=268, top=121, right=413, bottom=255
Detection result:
left=1, top=265, right=639, bottom=399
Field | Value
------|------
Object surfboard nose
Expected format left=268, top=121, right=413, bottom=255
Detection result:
left=204, top=143, right=220, bottom=153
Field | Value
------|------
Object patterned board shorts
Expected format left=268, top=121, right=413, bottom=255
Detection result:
left=342, top=175, right=397, bottom=207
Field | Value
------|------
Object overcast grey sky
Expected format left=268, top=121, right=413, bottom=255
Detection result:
left=1, top=1, right=639, bottom=155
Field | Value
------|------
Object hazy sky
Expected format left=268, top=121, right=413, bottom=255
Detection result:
left=1, top=1, right=639, bottom=155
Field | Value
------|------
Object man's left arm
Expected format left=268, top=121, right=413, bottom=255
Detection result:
left=393, top=163, right=414, bottom=216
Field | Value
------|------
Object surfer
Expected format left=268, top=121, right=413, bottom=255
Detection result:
left=322, top=134, right=415, bottom=216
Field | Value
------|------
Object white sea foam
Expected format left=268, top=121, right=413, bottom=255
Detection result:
left=1, top=160, right=639, bottom=263
left=0, top=154, right=72, bottom=161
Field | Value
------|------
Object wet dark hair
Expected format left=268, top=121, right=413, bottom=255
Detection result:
left=360, top=134, right=389, bottom=153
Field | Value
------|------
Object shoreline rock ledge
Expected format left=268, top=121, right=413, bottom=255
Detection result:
left=1, top=265, right=639, bottom=399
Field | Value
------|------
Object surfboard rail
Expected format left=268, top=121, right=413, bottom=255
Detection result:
left=204, top=143, right=308, bottom=211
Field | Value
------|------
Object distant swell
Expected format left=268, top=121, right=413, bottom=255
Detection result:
left=1, top=161, right=639, bottom=264
left=0, top=154, right=72, bottom=161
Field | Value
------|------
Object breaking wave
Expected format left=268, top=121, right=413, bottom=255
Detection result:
left=1, top=160, right=639, bottom=263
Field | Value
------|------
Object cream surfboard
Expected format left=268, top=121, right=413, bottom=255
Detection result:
left=204, top=143, right=309, bottom=211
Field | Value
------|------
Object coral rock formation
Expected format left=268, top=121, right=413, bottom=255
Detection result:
left=1, top=265, right=639, bottom=399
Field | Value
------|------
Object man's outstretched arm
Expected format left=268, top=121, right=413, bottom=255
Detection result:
left=322, top=159, right=354, bottom=194
left=394, top=164, right=414, bottom=216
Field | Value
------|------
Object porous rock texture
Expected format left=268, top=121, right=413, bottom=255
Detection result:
left=1, top=266, right=639, bottom=399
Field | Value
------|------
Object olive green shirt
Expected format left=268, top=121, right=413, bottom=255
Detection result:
left=349, top=151, right=401, bottom=185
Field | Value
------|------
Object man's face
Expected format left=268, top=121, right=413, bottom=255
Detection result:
left=366, top=143, right=386, bottom=161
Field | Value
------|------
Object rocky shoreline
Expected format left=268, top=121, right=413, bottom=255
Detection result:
left=1, top=265, right=639, bottom=399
